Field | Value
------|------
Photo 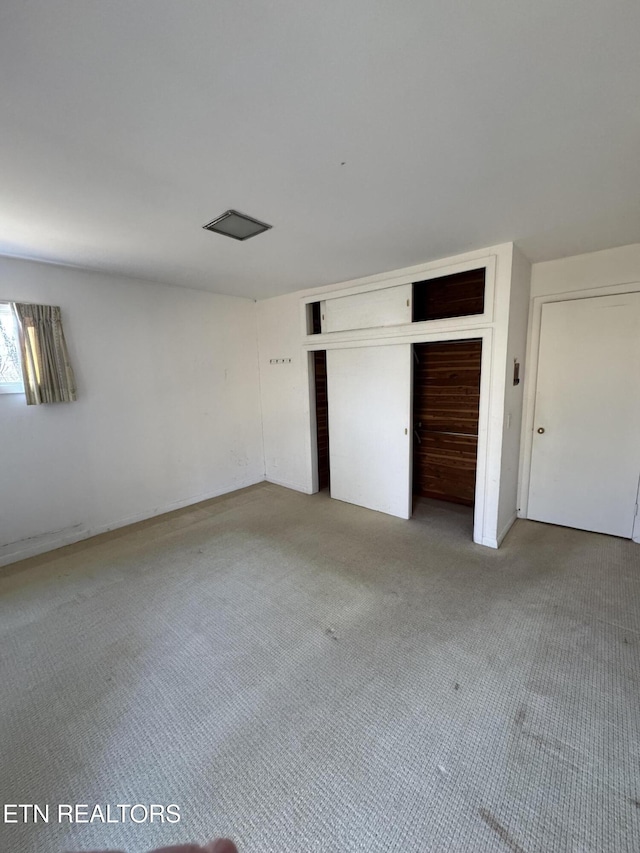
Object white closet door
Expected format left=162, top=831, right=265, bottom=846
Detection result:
left=528, top=293, right=640, bottom=537
left=327, top=345, right=412, bottom=519
left=321, top=284, right=411, bottom=333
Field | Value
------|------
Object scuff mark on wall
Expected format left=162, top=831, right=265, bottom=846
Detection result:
left=2, top=524, right=83, bottom=549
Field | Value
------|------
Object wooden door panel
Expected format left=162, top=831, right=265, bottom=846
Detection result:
left=413, top=339, right=481, bottom=507
left=313, top=350, right=330, bottom=490
left=412, top=268, right=485, bottom=321
left=414, top=433, right=478, bottom=505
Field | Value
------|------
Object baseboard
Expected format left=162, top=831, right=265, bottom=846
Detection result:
left=478, top=512, right=517, bottom=549
left=265, top=476, right=314, bottom=495
left=497, top=512, right=518, bottom=546
left=0, top=475, right=265, bottom=568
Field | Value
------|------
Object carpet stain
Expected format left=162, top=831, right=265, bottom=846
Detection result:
left=527, top=731, right=566, bottom=754
left=479, top=809, right=527, bottom=853
left=515, top=706, right=526, bottom=726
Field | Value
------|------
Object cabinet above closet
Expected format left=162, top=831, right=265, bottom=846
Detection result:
left=308, top=267, right=487, bottom=336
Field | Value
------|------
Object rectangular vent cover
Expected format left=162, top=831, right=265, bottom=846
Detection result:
left=203, top=210, right=272, bottom=241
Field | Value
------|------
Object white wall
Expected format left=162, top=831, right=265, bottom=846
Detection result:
left=531, top=243, right=640, bottom=298
left=256, top=294, right=315, bottom=493
left=0, top=256, right=264, bottom=565
left=497, top=245, right=531, bottom=537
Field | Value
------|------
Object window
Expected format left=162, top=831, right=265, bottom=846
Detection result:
left=1, top=301, right=76, bottom=404
left=0, top=302, right=24, bottom=394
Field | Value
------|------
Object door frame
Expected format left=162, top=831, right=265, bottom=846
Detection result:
left=519, top=280, right=640, bottom=543
left=306, top=326, right=492, bottom=544
left=634, top=477, right=640, bottom=544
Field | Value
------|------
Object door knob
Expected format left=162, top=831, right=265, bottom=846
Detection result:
left=537, top=427, right=545, bottom=434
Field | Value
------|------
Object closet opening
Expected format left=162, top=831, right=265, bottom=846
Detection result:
left=312, top=350, right=330, bottom=490
left=413, top=268, right=485, bottom=322
left=309, top=301, right=322, bottom=334
left=412, top=339, right=482, bottom=512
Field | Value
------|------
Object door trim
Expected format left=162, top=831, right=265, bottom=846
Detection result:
left=519, top=281, right=640, bottom=522
left=633, top=474, right=640, bottom=544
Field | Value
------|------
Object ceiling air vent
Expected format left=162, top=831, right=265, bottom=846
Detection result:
left=202, top=209, right=272, bottom=241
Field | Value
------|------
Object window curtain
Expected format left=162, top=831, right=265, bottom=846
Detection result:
left=13, top=303, right=77, bottom=405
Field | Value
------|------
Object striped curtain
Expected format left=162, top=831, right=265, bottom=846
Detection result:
left=13, top=303, right=77, bottom=405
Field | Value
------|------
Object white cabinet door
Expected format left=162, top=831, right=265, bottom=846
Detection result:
left=327, top=345, right=412, bottom=519
left=321, top=284, right=411, bottom=333
left=528, top=293, right=640, bottom=537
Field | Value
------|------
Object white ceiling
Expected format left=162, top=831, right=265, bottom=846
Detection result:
left=1, top=1, right=639, bottom=300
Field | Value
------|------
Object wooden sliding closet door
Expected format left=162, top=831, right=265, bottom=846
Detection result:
left=313, top=350, right=330, bottom=490
left=413, top=340, right=482, bottom=506
left=327, top=345, right=412, bottom=519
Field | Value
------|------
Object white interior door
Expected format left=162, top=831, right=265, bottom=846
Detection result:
left=528, top=293, right=640, bottom=537
left=327, top=345, right=412, bottom=519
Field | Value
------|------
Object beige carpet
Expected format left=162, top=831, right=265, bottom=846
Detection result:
left=1, top=483, right=639, bottom=853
